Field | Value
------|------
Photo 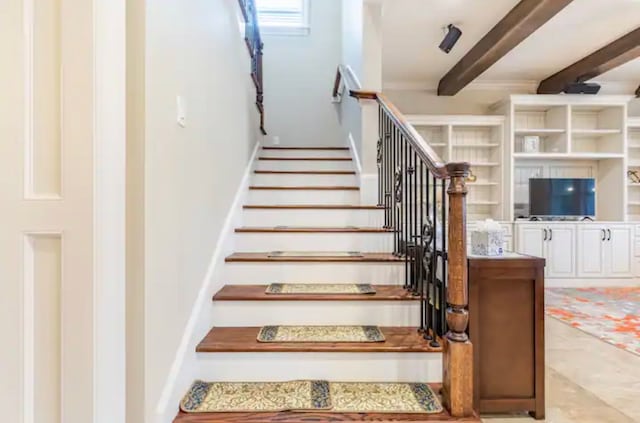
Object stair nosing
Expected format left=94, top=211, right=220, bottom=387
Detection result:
left=249, top=186, right=360, bottom=191
left=225, top=253, right=403, bottom=263
left=235, top=227, right=392, bottom=233
left=258, top=157, right=352, bottom=161
left=254, top=170, right=356, bottom=175
left=196, top=326, right=442, bottom=353
left=262, top=146, right=349, bottom=151
left=243, top=204, right=384, bottom=210
left=213, top=285, right=419, bottom=302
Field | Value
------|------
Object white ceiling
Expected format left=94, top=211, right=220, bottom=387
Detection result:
left=382, top=0, right=640, bottom=90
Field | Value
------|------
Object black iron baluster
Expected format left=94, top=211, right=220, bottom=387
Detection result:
left=377, top=107, right=382, bottom=207
left=429, top=173, right=439, bottom=347
left=418, top=160, right=425, bottom=333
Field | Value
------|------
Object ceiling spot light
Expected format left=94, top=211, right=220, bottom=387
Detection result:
left=439, top=24, right=462, bottom=54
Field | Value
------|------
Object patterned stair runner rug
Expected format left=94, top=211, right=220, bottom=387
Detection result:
left=181, top=380, right=443, bottom=414
left=257, top=325, right=385, bottom=343
left=265, top=283, right=376, bottom=295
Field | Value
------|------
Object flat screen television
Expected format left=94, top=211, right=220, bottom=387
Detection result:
left=529, top=178, right=595, bottom=217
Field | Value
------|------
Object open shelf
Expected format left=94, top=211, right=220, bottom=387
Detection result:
left=453, top=144, right=500, bottom=148
left=514, top=153, right=624, bottom=160
left=407, top=115, right=505, bottom=221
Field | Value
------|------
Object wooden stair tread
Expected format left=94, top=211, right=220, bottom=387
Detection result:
left=225, top=252, right=403, bottom=263
left=244, top=204, right=383, bottom=210
left=263, top=146, right=349, bottom=151
left=235, top=227, right=392, bottom=233
left=249, top=186, right=359, bottom=190
left=258, top=157, right=353, bottom=161
left=213, top=285, right=418, bottom=301
left=255, top=170, right=356, bottom=175
left=174, top=402, right=480, bottom=422
left=196, top=327, right=442, bottom=353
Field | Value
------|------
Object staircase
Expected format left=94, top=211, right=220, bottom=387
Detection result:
left=172, top=146, right=479, bottom=422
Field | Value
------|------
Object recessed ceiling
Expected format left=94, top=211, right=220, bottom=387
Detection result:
left=382, top=0, right=640, bottom=88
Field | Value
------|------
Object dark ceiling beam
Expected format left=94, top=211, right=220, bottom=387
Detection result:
left=438, top=0, right=574, bottom=96
left=538, top=27, right=640, bottom=94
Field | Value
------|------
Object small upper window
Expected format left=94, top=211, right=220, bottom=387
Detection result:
left=256, top=0, right=310, bottom=35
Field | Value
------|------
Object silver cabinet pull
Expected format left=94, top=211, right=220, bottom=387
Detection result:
left=543, top=228, right=548, bottom=241
left=607, top=229, right=612, bottom=241
left=602, top=229, right=606, bottom=241
left=549, top=228, right=553, bottom=241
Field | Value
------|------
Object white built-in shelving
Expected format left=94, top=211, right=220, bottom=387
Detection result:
left=492, top=95, right=632, bottom=222
left=406, top=115, right=505, bottom=221
left=627, top=117, right=640, bottom=220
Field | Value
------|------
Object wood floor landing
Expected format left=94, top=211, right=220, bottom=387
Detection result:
left=235, top=227, right=392, bottom=233
left=225, top=253, right=403, bottom=263
left=212, top=285, right=418, bottom=301
left=196, top=327, right=441, bottom=353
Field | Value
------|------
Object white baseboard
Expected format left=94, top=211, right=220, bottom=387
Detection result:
left=153, top=141, right=260, bottom=423
left=360, top=173, right=378, bottom=205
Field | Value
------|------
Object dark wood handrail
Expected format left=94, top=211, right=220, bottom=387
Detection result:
left=333, top=65, right=467, bottom=179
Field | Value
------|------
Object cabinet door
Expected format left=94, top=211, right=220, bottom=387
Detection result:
left=577, top=227, right=606, bottom=278
left=516, top=225, right=545, bottom=259
left=546, top=225, right=576, bottom=278
left=606, top=226, right=633, bottom=277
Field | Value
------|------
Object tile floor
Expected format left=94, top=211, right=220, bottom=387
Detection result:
left=482, top=317, right=640, bottom=423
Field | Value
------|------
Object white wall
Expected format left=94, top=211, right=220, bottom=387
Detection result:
left=128, top=0, right=261, bottom=420
left=262, top=0, right=343, bottom=147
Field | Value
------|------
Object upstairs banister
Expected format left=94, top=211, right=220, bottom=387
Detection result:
left=238, top=0, right=266, bottom=134
left=333, top=64, right=473, bottom=418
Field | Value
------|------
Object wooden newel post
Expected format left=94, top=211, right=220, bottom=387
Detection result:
left=442, top=162, right=474, bottom=417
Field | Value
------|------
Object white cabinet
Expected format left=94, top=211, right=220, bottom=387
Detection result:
left=515, top=224, right=576, bottom=278
left=577, top=226, right=606, bottom=277
left=576, top=224, right=633, bottom=278
left=606, top=225, right=633, bottom=277
left=546, top=226, right=576, bottom=278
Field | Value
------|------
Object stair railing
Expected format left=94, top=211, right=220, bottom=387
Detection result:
left=334, top=65, right=474, bottom=418
left=238, top=0, right=266, bottom=134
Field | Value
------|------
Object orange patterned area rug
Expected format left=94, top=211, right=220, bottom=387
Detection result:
left=545, top=287, right=640, bottom=356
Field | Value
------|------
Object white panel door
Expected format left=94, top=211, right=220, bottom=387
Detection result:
left=0, top=0, right=125, bottom=422
left=577, top=226, right=606, bottom=278
left=546, top=225, right=576, bottom=278
left=606, top=225, right=633, bottom=277
left=516, top=225, right=546, bottom=259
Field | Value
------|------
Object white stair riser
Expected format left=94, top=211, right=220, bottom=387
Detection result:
left=260, top=149, right=351, bottom=158
left=196, top=353, right=442, bottom=383
left=225, top=263, right=405, bottom=285
left=211, top=301, right=420, bottom=326
left=236, top=232, right=394, bottom=251
left=252, top=173, right=358, bottom=186
left=242, top=209, right=385, bottom=227
left=248, top=190, right=359, bottom=205
left=256, top=160, right=354, bottom=171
